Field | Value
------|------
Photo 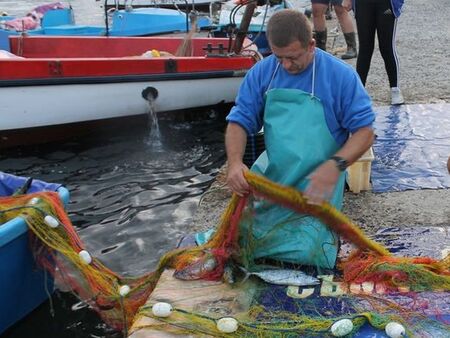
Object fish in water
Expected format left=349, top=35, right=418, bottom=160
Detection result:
left=240, top=267, right=320, bottom=287
left=173, top=253, right=218, bottom=281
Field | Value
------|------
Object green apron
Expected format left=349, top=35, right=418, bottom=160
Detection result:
left=197, top=58, right=345, bottom=269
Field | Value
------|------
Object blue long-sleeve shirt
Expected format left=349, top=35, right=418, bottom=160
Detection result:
left=226, top=48, right=375, bottom=146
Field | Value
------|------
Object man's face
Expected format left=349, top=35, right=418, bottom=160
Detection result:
left=270, top=39, right=315, bottom=74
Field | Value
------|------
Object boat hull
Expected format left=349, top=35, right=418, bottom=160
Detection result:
left=0, top=76, right=244, bottom=130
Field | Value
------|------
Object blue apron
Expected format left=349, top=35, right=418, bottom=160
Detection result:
left=198, top=57, right=346, bottom=269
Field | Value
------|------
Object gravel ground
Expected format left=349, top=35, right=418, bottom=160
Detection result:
left=190, top=0, right=450, bottom=237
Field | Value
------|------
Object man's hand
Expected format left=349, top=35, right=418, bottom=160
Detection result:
left=304, top=160, right=341, bottom=205
left=342, top=0, right=352, bottom=11
left=225, top=123, right=250, bottom=196
left=226, top=162, right=250, bottom=196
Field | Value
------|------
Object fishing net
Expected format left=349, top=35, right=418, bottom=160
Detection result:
left=1, top=171, right=449, bottom=337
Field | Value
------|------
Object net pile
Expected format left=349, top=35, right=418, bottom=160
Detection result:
left=1, top=171, right=449, bottom=337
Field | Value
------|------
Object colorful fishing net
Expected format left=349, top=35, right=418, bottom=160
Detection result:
left=1, top=171, right=449, bottom=337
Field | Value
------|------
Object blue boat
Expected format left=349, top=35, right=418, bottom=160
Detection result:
left=0, top=172, right=70, bottom=334
left=0, top=3, right=211, bottom=51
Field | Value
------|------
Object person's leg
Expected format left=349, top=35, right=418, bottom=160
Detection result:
left=325, top=3, right=333, bottom=20
left=311, top=1, right=329, bottom=50
left=375, top=0, right=403, bottom=104
left=354, top=0, right=377, bottom=85
left=333, top=2, right=357, bottom=59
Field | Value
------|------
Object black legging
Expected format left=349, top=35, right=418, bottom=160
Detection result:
left=354, top=0, right=400, bottom=88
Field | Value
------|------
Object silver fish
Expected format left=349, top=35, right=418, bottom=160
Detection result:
left=240, top=267, right=320, bottom=287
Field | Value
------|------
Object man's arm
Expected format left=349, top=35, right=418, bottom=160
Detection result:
left=332, top=126, right=375, bottom=165
left=305, top=126, right=374, bottom=204
left=225, top=122, right=250, bottom=196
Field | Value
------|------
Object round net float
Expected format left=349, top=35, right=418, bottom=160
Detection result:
left=78, top=250, right=92, bottom=264
left=151, top=302, right=172, bottom=318
left=216, top=317, right=239, bottom=333
left=44, top=215, right=59, bottom=228
left=330, top=318, right=354, bottom=337
left=119, top=285, right=130, bottom=297
left=385, top=322, right=406, bottom=338
left=28, top=197, right=40, bottom=205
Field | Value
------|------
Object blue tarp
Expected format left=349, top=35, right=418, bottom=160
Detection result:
left=371, top=103, right=450, bottom=192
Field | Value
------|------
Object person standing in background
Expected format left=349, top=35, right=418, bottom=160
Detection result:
left=343, top=0, right=405, bottom=105
left=312, top=0, right=358, bottom=59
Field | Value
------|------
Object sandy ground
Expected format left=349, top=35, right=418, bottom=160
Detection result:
left=190, top=0, right=450, bottom=236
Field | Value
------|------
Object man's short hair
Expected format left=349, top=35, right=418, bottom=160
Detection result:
left=266, top=9, right=312, bottom=48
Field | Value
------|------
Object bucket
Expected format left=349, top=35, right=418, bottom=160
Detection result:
left=243, top=130, right=265, bottom=167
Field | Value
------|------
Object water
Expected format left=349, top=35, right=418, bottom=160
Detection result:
left=145, top=97, right=163, bottom=151
left=1, top=113, right=227, bottom=337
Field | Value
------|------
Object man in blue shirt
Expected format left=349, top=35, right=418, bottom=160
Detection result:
left=200, top=9, right=375, bottom=269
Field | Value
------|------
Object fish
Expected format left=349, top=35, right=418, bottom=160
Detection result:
left=239, top=267, right=320, bottom=287
left=173, top=254, right=218, bottom=281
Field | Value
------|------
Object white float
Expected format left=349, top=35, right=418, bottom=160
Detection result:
left=385, top=322, right=406, bottom=338
left=119, top=285, right=131, bottom=297
left=44, top=215, right=59, bottom=228
left=152, top=302, right=173, bottom=318
left=330, top=318, right=354, bottom=337
left=28, top=197, right=40, bottom=205
left=216, top=317, right=239, bottom=333
left=78, top=250, right=92, bottom=264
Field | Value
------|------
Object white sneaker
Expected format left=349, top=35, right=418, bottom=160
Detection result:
left=391, top=87, right=405, bottom=105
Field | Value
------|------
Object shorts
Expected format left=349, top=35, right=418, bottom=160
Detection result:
left=311, top=0, right=343, bottom=5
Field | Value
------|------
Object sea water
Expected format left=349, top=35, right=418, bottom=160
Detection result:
left=1, top=114, right=227, bottom=337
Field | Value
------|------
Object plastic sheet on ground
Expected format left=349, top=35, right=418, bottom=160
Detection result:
left=371, top=103, right=450, bottom=192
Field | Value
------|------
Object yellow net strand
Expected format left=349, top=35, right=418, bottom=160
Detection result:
left=244, top=170, right=391, bottom=256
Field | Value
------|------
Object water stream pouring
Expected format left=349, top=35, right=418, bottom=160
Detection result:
left=142, top=87, right=163, bottom=150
